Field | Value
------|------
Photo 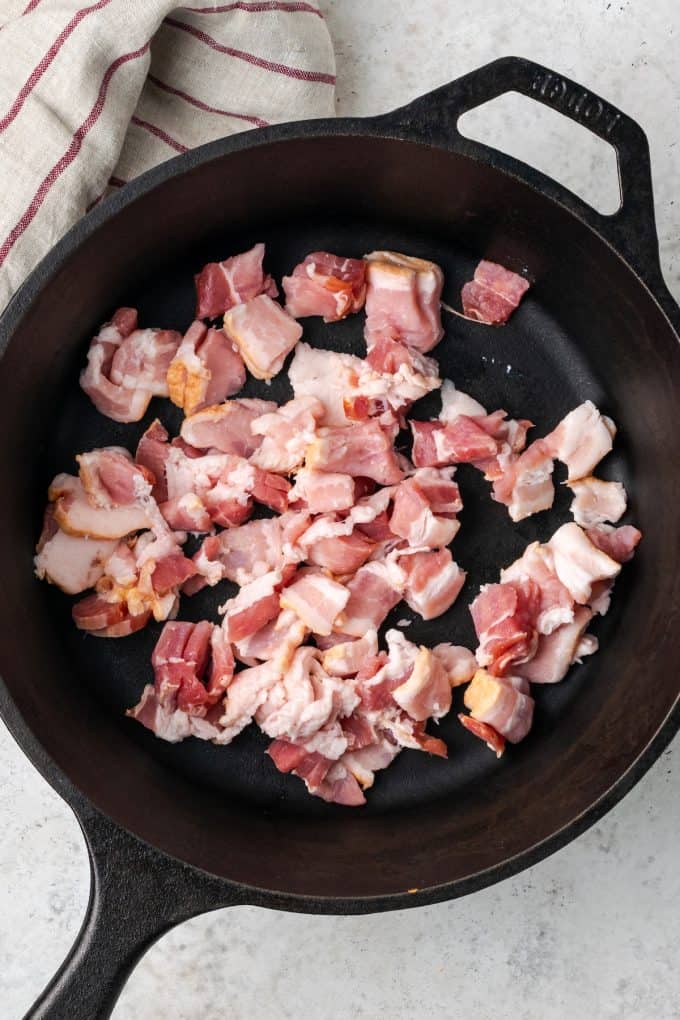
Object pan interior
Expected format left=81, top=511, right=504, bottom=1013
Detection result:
left=2, top=134, right=679, bottom=898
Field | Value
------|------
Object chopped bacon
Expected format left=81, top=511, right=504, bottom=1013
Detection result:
left=463, top=668, right=534, bottom=743
left=255, top=646, right=359, bottom=758
left=432, top=643, right=478, bottom=687
left=321, top=630, right=379, bottom=677
left=501, top=541, right=574, bottom=635
left=548, top=523, right=622, bottom=604
left=223, top=294, right=302, bottom=380
left=280, top=571, right=350, bottom=636
left=194, top=242, right=277, bottom=320
left=392, top=645, right=452, bottom=721
left=215, top=661, right=282, bottom=744
left=585, top=524, right=641, bottom=564
left=283, top=251, right=367, bottom=322
left=267, top=740, right=366, bottom=806
left=34, top=507, right=117, bottom=594
left=470, top=580, right=540, bottom=676
left=190, top=512, right=307, bottom=588
left=179, top=398, right=276, bottom=457
left=288, top=469, right=356, bottom=514
left=221, top=570, right=286, bottom=643
left=364, top=251, right=444, bottom=352
left=458, top=715, right=506, bottom=757
left=389, top=467, right=462, bottom=548
left=518, top=606, right=596, bottom=684
left=136, top=420, right=171, bottom=502
left=77, top=448, right=153, bottom=508
left=461, top=260, right=530, bottom=325
left=250, top=397, right=324, bottom=473
left=150, top=551, right=196, bottom=593
left=306, top=421, right=404, bottom=485
left=158, top=494, right=213, bottom=533
left=410, top=417, right=499, bottom=468
left=397, top=548, right=466, bottom=620
left=568, top=477, right=627, bottom=528
left=306, top=530, right=376, bottom=575
left=80, top=308, right=181, bottom=422
left=234, top=608, right=307, bottom=670
left=491, top=438, right=555, bottom=521
left=544, top=401, right=616, bottom=481
left=167, top=320, right=246, bottom=415
left=289, top=342, right=440, bottom=429
left=336, top=562, right=401, bottom=637
left=438, top=380, right=487, bottom=422
left=51, top=476, right=151, bottom=539
left=250, top=468, right=291, bottom=513
left=72, top=592, right=152, bottom=637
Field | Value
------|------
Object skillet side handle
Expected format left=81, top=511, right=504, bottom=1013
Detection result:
left=380, top=55, right=662, bottom=277
left=24, top=805, right=239, bottom=1020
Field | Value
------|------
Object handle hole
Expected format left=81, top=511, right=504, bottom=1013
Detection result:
left=458, top=91, right=621, bottom=215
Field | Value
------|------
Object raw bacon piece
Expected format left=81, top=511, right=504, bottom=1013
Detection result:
left=34, top=508, right=118, bottom=594
left=389, top=467, right=462, bottom=549
left=491, top=439, right=555, bottom=522
left=461, top=260, right=530, bottom=325
left=223, top=294, right=302, bottom=380
left=250, top=397, right=324, bottom=473
left=432, top=643, right=478, bottom=687
left=255, top=646, right=359, bottom=755
left=288, top=469, right=356, bottom=514
left=167, top=320, right=246, bottom=416
left=364, top=251, right=444, bottom=353
left=289, top=342, right=440, bottom=428
left=280, top=572, right=350, bottom=637
left=336, top=562, right=402, bottom=637
left=585, top=524, right=641, bottom=564
left=180, top=398, right=276, bottom=456
left=306, top=421, right=404, bottom=485
left=193, top=513, right=307, bottom=588
left=52, top=476, right=151, bottom=539
left=458, top=715, right=506, bottom=758
left=518, top=606, right=596, bottom=684
left=568, top=477, right=627, bottom=528
left=136, top=420, right=171, bottom=502
left=392, top=645, right=452, bottom=721
left=306, top=530, right=376, bottom=575
left=194, top=242, right=277, bottom=320
left=216, top=661, right=283, bottom=744
left=544, top=401, right=616, bottom=481
left=72, top=593, right=151, bottom=637
left=268, top=740, right=366, bottom=806
left=109, top=328, right=180, bottom=396
left=321, top=630, right=379, bottom=677
left=470, top=580, right=540, bottom=676
left=158, top=494, right=213, bottom=533
left=410, top=417, right=499, bottom=468
left=438, top=380, right=487, bottom=422
left=397, top=548, right=466, bottom=620
left=283, top=251, right=367, bottom=322
left=234, top=608, right=307, bottom=670
left=501, top=541, right=574, bottom=635
left=221, top=570, right=289, bottom=643
left=80, top=308, right=181, bottom=423
left=77, top=448, right=153, bottom=508
left=548, top=523, right=622, bottom=604
left=463, top=669, right=534, bottom=742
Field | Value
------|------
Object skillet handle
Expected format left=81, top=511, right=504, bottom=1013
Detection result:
left=24, top=804, right=238, bottom=1020
left=380, top=55, right=662, bottom=276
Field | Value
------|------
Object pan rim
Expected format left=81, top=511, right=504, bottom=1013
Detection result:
left=1, top=114, right=679, bottom=909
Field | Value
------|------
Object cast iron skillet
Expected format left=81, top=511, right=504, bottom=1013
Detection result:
left=1, top=56, right=679, bottom=1019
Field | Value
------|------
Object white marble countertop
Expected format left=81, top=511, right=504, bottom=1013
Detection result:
left=2, top=1, right=680, bottom=1017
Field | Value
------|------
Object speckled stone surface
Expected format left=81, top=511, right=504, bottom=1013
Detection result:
left=2, top=2, right=680, bottom=1017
